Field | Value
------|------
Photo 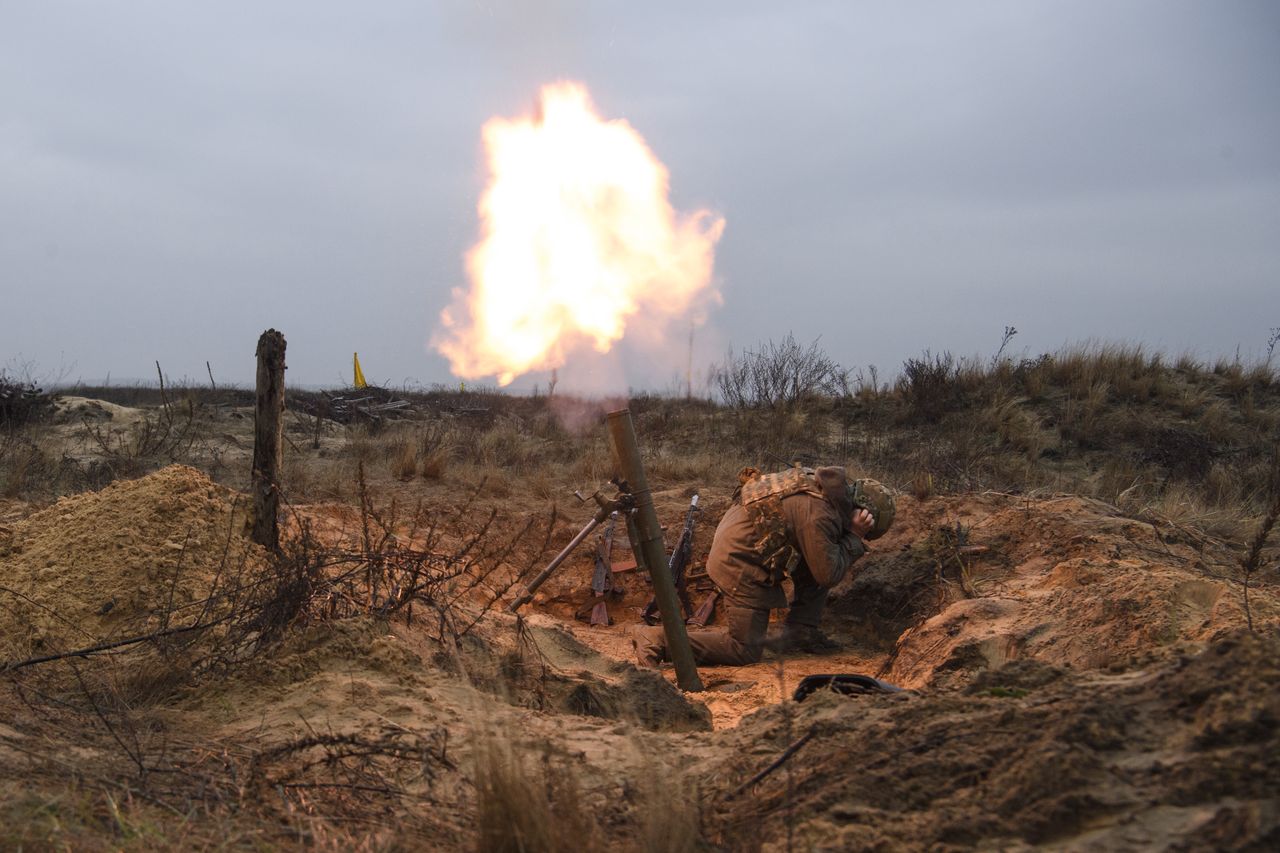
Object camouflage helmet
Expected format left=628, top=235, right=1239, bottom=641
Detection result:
left=848, top=478, right=896, bottom=540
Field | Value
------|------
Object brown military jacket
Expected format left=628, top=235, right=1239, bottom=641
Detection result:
left=706, top=490, right=867, bottom=610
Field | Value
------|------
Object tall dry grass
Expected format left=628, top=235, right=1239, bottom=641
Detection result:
left=472, top=735, right=599, bottom=853
left=8, top=337, right=1278, bottom=551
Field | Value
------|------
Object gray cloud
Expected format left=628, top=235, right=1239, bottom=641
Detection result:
left=2, top=1, right=1278, bottom=389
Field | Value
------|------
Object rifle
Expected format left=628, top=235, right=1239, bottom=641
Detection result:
left=587, top=512, right=618, bottom=626
left=642, top=494, right=699, bottom=625
left=687, top=589, right=718, bottom=628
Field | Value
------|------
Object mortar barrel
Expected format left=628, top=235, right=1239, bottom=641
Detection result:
left=607, top=408, right=703, bottom=692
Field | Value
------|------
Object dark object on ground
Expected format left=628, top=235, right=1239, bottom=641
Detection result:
left=793, top=673, right=904, bottom=701
left=764, top=626, right=842, bottom=654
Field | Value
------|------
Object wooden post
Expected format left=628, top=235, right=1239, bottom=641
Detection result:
left=252, top=329, right=286, bottom=550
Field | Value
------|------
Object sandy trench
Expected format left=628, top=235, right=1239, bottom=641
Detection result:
left=2, top=435, right=1278, bottom=848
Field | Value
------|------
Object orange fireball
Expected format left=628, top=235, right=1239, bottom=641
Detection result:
left=436, top=82, right=725, bottom=386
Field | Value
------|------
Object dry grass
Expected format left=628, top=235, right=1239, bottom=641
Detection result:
left=1129, top=482, right=1257, bottom=544
left=6, top=338, right=1278, bottom=561
left=471, top=735, right=599, bottom=853
left=980, top=395, right=1051, bottom=460
left=1197, top=400, right=1236, bottom=444
left=389, top=436, right=418, bottom=481
left=467, top=719, right=703, bottom=853
left=635, top=763, right=701, bottom=853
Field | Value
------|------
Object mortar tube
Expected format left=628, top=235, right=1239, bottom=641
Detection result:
left=607, top=409, right=704, bottom=692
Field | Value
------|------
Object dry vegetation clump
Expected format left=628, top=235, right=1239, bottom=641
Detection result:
left=471, top=733, right=600, bottom=852
left=0, top=373, right=56, bottom=427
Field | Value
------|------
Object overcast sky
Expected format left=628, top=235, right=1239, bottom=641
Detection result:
left=3, top=1, right=1278, bottom=391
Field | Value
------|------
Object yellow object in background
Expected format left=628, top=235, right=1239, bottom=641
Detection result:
left=353, top=353, right=367, bottom=388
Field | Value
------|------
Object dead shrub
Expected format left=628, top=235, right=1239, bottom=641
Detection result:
left=646, top=447, right=736, bottom=487
left=714, top=334, right=841, bottom=410
left=1217, top=362, right=1273, bottom=398
left=1051, top=343, right=1159, bottom=398
left=1243, top=363, right=1275, bottom=392
left=345, top=429, right=381, bottom=466
left=0, top=433, right=58, bottom=498
left=568, top=441, right=616, bottom=485
left=907, top=425, right=991, bottom=493
left=419, top=447, right=449, bottom=480
left=1245, top=404, right=1279, bottom=435
left=0, top=430, right=109, bottom=499
left=1140, top=482, right=1252, bottom=544
left=1213, top=357, right=1242, bottom=379
left=79, top=399, right=205, bottom=479
left=1175, top=352, right=1202, bottom=375
left=415, top=420, right=454, bottom=480
left=475, top=420, right=547, bottom=471
left=1114, top=370, right=1154, bottom=403
left=897, top=350, right=964, bottom=423
left=0, top=376, right=55, bottom=428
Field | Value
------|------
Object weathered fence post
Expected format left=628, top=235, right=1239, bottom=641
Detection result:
left=251, top=329, right=286, bottom=550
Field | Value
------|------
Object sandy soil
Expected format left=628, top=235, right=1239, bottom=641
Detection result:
left=2, top=454, right=1278, bottom=849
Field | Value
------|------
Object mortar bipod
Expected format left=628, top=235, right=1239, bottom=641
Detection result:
left=508, top=486, right=634, bottom=613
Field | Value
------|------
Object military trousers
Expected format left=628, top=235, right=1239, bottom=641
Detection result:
left=632, top=600, right=770, bottom=667
left=784, top=561, right=828, bottom=631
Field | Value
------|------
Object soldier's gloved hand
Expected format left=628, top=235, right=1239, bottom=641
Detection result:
left=851, top=508, right=875, bottom=539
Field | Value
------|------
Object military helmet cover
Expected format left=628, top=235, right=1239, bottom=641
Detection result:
left=848, top=478, right=896, bottom=540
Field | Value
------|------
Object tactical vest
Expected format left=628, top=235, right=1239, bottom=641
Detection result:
left=737, top=467, right=824, bottom=584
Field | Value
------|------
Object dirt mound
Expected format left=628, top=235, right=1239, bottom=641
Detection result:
left=821, top=493, right=1277, bottom=689
left=710, top=630, right=1280, bottom=850
left=0, top=465, right=262, bottom=658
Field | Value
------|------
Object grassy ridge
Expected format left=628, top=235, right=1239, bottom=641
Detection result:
left=3, top=341, right=1278, bottom=544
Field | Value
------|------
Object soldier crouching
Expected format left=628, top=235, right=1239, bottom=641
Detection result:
left=633, top=466, right=895, bottom=668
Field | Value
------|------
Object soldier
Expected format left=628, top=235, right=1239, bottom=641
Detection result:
left=633, top=466, right=895, bottom=667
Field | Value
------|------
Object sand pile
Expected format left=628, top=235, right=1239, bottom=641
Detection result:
left=0, top=465, right=263, bottom=658
left=710, top=630, right=1280, bottom=849
left=822, top=493, right=1278, bottom=689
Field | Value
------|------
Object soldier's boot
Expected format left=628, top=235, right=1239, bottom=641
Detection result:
left=631, top=625, right=667, bottom=669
